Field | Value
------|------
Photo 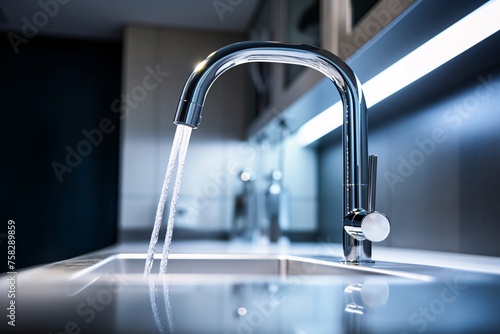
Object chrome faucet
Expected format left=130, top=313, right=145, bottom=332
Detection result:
left=173, top=41, right=390, bottom=263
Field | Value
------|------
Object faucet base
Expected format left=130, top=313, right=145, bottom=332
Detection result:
left=342, top=235, right=374, bottom=263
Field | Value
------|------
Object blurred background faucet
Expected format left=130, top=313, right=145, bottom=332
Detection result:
left=264, top=119, right=290, bottom=244
left=231, top=169, right=258, bottom=242
left=174, top=41, right=390, bottom=263
left=265, top=170, right=290, bottom=243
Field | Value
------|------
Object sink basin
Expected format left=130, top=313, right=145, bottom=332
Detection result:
left=65, top=253, right=439, bottom=282
left=5, top=251, right=500, bottom=334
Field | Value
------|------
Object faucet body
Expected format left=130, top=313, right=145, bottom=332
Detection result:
left=174, top=41, right=389, bottom=263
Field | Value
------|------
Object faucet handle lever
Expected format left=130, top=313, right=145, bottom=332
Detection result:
left=344, top=154, right=390, bottom=243
left=344, top=209, right=390, bottom=242
left=368, top=155, right=377, bottom=212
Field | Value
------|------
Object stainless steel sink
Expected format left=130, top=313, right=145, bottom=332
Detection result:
left=5, top=242, right=499, bottom=334
left=7, top=252, right=500, bottom=334
left=65, top=253, right=440, bottom=282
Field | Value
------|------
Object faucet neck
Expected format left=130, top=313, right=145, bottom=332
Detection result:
left=174, top=41, right=370, bottom=261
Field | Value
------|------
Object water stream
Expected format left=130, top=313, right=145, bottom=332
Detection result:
left=159, top=125, right=191, bottom=274
left=144, top=124, right=192, bottom=275
left=148, top=275, right=175, bottom=333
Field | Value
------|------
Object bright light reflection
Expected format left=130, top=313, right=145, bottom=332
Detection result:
left=344, top=304, right=364, bottom=315
left=269, top=184, right=281, bottom=194
left=240, top=171, right=251, bottom=182
left=237, top=307, right=247, bottom=316
left=194, top=59, right=207, bottom=72
left=295, top=101, right=342, bottom=146
left=297, top=0, right=500, bottom=146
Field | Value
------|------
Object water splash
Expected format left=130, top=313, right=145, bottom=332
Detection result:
left=144, top=125, right=192, bottom=275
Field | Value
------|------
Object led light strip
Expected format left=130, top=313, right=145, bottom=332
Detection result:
left=297, top=0, right=500, bottom=146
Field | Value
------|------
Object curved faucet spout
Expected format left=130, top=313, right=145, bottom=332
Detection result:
left=174, top=41, right=385, bottom=263
left=174, top=41, right=363, bottom=130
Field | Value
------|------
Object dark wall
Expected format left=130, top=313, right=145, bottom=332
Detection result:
left=0, top=36, right=121, bottom=271
left=318, top=32, right=500, bottom=256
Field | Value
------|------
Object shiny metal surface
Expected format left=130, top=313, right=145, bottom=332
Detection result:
left=172, top=41, right=388, bottom=263
left=367, top=154, right=377, bottom=212
left=343, top=154, right=391, bottom=254
left=72, top=253, right=435, bottom=281
left=344, top=210, right=391, bottom=242
left=4, top=251, right=500, bottom=334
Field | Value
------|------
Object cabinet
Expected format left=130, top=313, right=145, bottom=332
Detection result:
left=247, top=0, right=415, bottom=140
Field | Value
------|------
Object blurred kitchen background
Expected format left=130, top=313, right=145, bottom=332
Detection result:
left=1, top=0, right=500, bottom=272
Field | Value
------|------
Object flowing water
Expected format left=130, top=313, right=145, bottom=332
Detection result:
left=148, top=276, right=175, bottom=333
left=159, top=125, right=191, bottom=274
left=144, top=124, right=192, bottom=275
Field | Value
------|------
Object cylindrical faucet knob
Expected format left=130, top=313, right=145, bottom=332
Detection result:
left=344, top=209, right=390, bottom=242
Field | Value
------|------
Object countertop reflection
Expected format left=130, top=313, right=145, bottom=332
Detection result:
left=2, top=241, right=500, bottom=333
